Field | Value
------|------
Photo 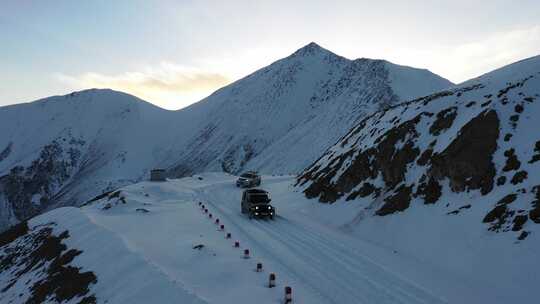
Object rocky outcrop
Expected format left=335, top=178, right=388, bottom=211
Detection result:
left=0, top=222, right=97, bottom=303
left=297, top=65, right=540, bottom=240
left=0, top=139, right=83, bottom=223
left=428, top=110, right=499, bottom=195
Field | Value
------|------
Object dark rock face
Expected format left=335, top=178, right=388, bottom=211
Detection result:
left=376, top=185, right=413, bottom=216
left=301, top=113, right=425, bottom=205
left=417, top=149, right=433, bottom=166
left=529, top=140, right=540, bottom=164
left=297, top=71, right=539, bottom=240
left=0, top=222, right=97, bottom=303
left=346, top=183, right=378, bottom=201
left=503, top=149, right=521, bottom=171
left=512, top=215, right=528, bottom=231
left=0, top=221, right=28, bottom=247
left=483, top=194, right=517, bottom=231
left=510, top=170, right=528, bottom=185
left=517, top=231, right=529, bottom=240
left=429, top=110, right=499, bottom=195
left=0, top=139, right=83, bottom=225
left=529, top=186, right=540, bottom=223
left=416, top=177, right=442, bottom=204
left=300, top=106, right=500, bottom=218
left=429, top=107, right=457, bottom=135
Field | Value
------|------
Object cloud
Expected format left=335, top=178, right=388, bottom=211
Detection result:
left=447, top=25, right=540, bottom=81
left=374, top=25, right=540, bottom=84
left=57, top=63, right=231, bottom=109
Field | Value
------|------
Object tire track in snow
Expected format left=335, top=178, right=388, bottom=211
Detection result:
left=252, top=219, right=400, bottom=304
left=255, top=218, right=446, bottom=304
left=195, top=183, right=447, bottom=304
left=198, top=187, right=335, bottom=304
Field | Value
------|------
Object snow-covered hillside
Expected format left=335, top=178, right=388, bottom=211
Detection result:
left=5, top=173, right=528, bottom=304
left=0, top=43, right=452, bottom=230
left=0, top=89, right=189, bottom=230
left=296, top=55, right=540, bottom=294
left=170, top=43, right=452, bottom=175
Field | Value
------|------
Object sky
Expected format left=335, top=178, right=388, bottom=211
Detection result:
left=1, top=0, right=539, bottom=110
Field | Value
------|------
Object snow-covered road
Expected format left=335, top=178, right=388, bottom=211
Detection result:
left=24, top=173, right=460, bottom=303
left=196, top=177, right=447, bottom=304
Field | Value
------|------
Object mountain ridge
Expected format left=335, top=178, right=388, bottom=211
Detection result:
left=297, top=52, right=540, bottom=240
left=0, top=43, right=461, bottom=230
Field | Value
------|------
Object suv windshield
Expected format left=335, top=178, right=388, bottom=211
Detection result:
left=241, top=173, right=254, bottom=178
left=250, top=194, right=269, bottom=204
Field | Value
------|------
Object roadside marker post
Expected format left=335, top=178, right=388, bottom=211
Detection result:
left=256, top=262, right=263, bottom=272
left=209, top=213, right=213, bottom=219
left=244, top=249, right=250, bottom=259
left=284, top=286, right=292, bottom=303
left=226, top=232, right=231, bottom=239
left=234, top=241, right=240, bottom=247
left=215, top=218, right=220, bottom=225
left=220, top=224, right=225, bottom=231
left=268, top=273, right=276, bottom=288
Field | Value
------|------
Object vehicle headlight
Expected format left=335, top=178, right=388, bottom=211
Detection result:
left=268, top=206, right=271, bottom=210
left=255, top=206, right=259, bottom=210
left=255, top=212, right=259, bottom=215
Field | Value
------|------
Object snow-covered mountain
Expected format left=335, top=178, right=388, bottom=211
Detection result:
left=297, top=54, right=540, bottom=240
left=0, top=90, right=184, bottom=229
left=0, top=42, right=452, bottom=230
left=170, top=43, right=452, bottom=175
left=292, top=55, right=540, bottom=304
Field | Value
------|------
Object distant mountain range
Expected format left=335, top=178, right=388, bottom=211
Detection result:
left=0, top=42, right=453, bottom=230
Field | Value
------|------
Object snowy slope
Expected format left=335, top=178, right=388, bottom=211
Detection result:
left=172, top=43, right=453, bottom=175
left=0, top=43, right=452, bottom=230
left=2, top=174, right=535, bottom=303
left=0, top=89, right=194, bottom=230
left=296, top=55, right=540, bottom=298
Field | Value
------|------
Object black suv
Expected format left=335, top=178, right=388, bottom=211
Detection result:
left=241, top=189, right=275, bottom=219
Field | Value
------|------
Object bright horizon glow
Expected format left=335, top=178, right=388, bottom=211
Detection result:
left=1, top=0, right=539, bottom=110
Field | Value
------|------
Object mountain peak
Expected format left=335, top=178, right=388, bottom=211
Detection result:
left=291, top=42, right=330, bottom=57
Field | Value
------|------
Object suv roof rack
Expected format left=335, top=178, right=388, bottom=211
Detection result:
left=245, top=188, right=267, bottom=194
